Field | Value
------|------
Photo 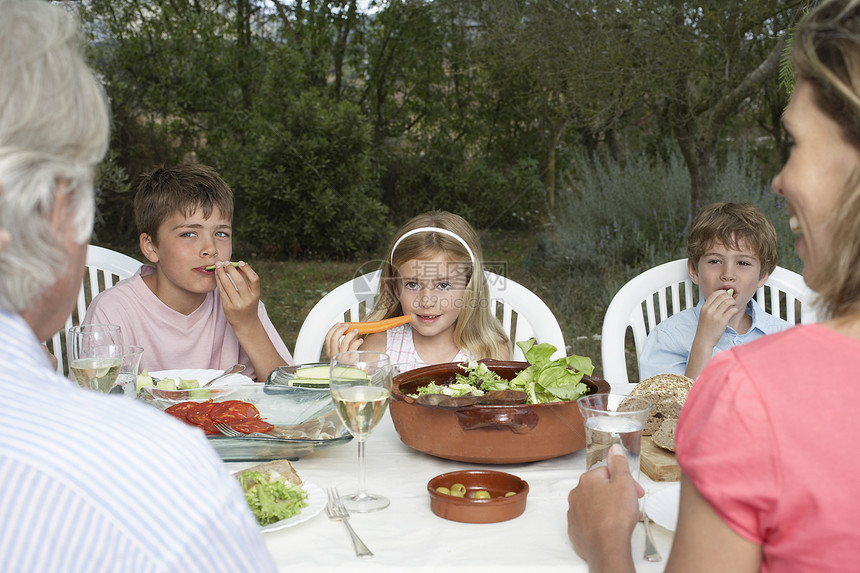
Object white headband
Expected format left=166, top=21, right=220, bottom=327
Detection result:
left=390, top=227, right=475, bottom=266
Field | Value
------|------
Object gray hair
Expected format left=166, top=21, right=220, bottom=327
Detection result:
left=0, top=0, right=109, bottom=311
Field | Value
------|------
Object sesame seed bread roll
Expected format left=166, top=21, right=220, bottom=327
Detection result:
left=631, top=373, right=693, bottom=437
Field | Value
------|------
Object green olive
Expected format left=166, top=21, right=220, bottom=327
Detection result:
left=474, top=490, right=491, bottom=499
left=504, top=491, right=517, bottom=497
left=450, top=483, right=467, bottom=497
left=435, top=486, right=451, bottom=495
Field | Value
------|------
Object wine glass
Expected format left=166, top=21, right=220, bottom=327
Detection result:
left=329, top=350, right=393, bottom=513
left=66, top=324, right=123, bottom=393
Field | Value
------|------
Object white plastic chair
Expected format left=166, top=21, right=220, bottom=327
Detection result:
left=601, top=258, right=818, bottom=393
left=293, top=270, right=566, bottom=364
left=47, top=245, right=143, bottom=375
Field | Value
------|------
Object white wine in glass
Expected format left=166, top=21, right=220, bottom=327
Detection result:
left=67, top=324, right=123, bottom=393
left=330, top=350, right=392, bottom=513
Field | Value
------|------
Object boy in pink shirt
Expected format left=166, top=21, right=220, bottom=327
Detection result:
left=84, top=164, right=292, bottom=380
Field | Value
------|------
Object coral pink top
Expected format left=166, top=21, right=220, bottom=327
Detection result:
left=385, top=324, right=472, bottom=374
left=676, top=324, right=860, bottom=572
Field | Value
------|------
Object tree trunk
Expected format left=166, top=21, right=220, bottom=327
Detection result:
left=333, top=0, right=358, bottom=100
left=676, top=37, right=787, bottom=214
left=546, top=119, right=564, bottom=210
left=675, top=131, right=718, bottom=216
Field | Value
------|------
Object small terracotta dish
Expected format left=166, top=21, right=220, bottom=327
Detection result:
left=427, top=469, right=529, bottom=523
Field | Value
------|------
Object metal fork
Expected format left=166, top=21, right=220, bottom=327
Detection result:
left=641, top=493, right=662, bottom=562
left=326, top=487, right=373, bottom=559
left=213, top=422, right=280, bottom=440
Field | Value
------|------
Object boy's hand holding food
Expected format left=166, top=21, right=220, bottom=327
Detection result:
left=695, top=288, right=740, bottom=348
left=214, top=260, right=261, bottom=326
left=686, top=288, right=739, bottom=379
left=213, top=260, right=286, bottom=380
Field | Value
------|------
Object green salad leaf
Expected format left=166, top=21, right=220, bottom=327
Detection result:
left=410, top=339, right=594, bottom=404
left=237, top=470, right=308, bottom=526
left=414, top=380, right=484, bottom=397
left=509, top=339, right=593, bottom=403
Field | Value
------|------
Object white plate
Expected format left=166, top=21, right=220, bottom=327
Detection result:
left=149, top=368, right=254, bottom=389
left=645, top=483, right=681, bottom=531
left=260, top=481, right=325, bottom=533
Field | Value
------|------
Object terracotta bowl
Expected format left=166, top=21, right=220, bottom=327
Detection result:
left=427, top=469, right=529, bottom=523
left=390, top=360, right=610, bottom=464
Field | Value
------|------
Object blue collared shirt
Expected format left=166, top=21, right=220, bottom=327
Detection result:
left=638, top=298, right=792, bottom=380
left=0, top=308, right=276, bottom=573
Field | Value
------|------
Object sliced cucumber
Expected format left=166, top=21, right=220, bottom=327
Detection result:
left=156, top=377, right=178, bottom=391
left=288, top=378, right=331, bottom=388
left=293, top=366, right=330, bottom=380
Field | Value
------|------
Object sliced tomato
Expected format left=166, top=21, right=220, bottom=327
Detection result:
left=228, top=419, right=275, bottom=434
left=209, top=400, right=261, bottom=423
left=164, top=401, right=199, bottom=420
left=201, top=421, right=220, bottom=435
left=185, top=400, right=217, bottom=426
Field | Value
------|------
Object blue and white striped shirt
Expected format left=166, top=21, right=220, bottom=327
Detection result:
left=0, top=309, right=277, bottom=572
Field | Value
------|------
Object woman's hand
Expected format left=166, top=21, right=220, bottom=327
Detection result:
left=567, top=444, right=642, bottom=572
left=324, top=322, right=364, bottom=359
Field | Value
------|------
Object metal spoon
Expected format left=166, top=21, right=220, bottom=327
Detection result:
left=202, top=364, right=245, bottom=388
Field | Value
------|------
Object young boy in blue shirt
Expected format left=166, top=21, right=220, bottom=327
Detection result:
left=639, top=203, right=791, bottom=380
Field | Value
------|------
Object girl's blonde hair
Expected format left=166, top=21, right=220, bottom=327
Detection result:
left=368, top=211, right=510, bottom=360
left=793, top=0, right=860, bottom=318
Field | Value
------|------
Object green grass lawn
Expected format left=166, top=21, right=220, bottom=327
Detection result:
left=254, top=228, right=605, bottom=374
left=101, top=228, right=609, bottom=376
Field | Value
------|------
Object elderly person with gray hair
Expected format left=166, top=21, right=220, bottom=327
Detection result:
left=0, top=1, right=276, bottom=571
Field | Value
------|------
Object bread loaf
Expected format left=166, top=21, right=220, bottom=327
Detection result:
left=630, top=373, right=693, bottom=441
left=652, top=418, right=678, bottom=452
left=238, top=459, right=302, bottom=485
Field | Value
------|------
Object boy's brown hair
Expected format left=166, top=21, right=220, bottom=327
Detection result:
left=134, top=164, right=234, bottom=242
left=687, top=202, right=778, bottom=278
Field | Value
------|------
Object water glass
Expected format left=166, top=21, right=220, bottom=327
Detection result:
left=577, top=393, right=651, bottom=478
left=114, top=345, right=144, bottom=397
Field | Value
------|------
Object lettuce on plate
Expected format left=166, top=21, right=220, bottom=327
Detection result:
left=237, top=470, right=308, bottom=525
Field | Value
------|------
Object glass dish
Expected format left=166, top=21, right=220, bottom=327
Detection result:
left=267, top=363, right=330, bottom=388
left=138, top=383, right=352, bottom=461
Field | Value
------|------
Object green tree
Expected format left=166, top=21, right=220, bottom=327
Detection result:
left=618, top=0, right=808, bottom=211
left=76, top=0, right=388, bottom=256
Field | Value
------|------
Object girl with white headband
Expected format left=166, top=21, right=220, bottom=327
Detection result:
left=325, top=211, right=510, bottom=372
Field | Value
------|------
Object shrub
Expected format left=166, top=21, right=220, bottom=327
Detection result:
left=530, top=141, right=799, bottom=343
left=378, top=138, right=545, bottom=230
left=203, top=87, right=390, bottom=259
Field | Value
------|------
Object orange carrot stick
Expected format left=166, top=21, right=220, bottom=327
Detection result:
left=345, top=315, right=412, bottom=335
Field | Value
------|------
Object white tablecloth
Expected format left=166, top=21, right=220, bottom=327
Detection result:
left=227, top=411, right=675, bottom=571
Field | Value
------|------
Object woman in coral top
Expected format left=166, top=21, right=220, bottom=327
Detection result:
left=567, top=1, right=860, bottom=571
